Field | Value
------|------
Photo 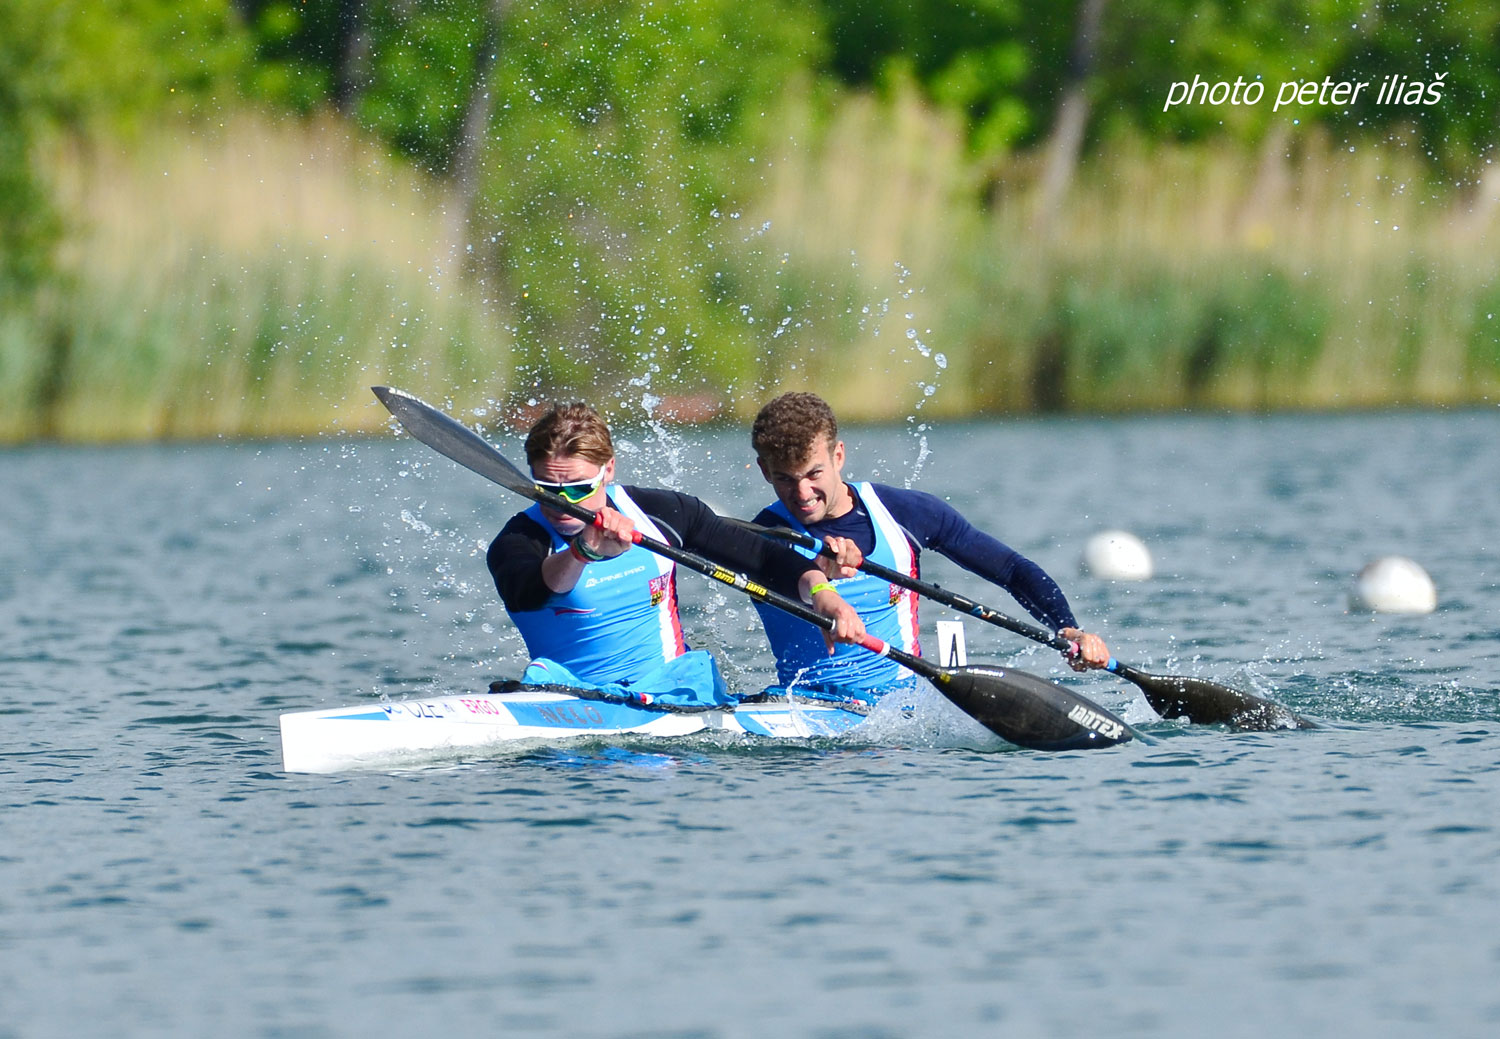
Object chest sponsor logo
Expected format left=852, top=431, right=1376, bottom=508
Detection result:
left=649, top=574, right=671, bottom=606
left=583, top=564, right=648, bottom=589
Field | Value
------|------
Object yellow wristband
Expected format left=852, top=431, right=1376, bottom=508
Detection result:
left=808, top=581, right=836, bottom=598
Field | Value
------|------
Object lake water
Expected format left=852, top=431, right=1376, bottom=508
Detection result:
left=3, top=408, right=1498, bottom=1037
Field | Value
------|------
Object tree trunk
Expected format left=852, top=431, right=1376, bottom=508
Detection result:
left=1031, top=0, right=1108, bottom=230
left=444, top=0, right=510, bottom=259
left=332, top=0, right=373, bottom=114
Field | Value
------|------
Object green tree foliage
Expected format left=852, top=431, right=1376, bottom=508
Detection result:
left=458, top=0, right=829, bottom=396
left=229, top=1, right=1500, bottom=222
left=1095, top=0, right=1500, bottom=171
left=236, top=0, right=348, bottom=112
left=238, top=0, right=486, bottom=162
left=812, top=0, right=1499, bottom=174
left=0, top=3, right=58, bottom=295
left=819, top=0, right=1051, bottom=153
left=0, top=0, right=247, bottom=291
left=1332, top=1, right=1500, bottom=177
left=238, top=0, right=830, bottom=399
left=11, top=0, right=246, bottom=132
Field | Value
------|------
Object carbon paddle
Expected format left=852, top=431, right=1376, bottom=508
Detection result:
left=371, top=386, right=1132, bottom=751
left=732, top=520, right=1313, bottom=731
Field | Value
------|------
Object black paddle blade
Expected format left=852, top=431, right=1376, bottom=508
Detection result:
left=935, top=666, right=1132, bottom=750
left=372, top=386, right=535, bottom=496
left=1114, top=664, right=1314, bottom=731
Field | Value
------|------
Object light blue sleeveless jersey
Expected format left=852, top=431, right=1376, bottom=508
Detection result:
left=508, top=486, right=684, bottom=685
left=754, top=483, right=920, bottom=693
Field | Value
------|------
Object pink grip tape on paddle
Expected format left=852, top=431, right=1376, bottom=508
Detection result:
left=592, top=511, right=645, bottom=545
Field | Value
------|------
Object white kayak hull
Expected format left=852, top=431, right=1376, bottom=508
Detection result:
left=279, top=689, right=866, bottom=773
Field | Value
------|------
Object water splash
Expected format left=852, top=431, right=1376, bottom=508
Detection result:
left=893, top=262, right=945, bottom=487
left=624, top=363, right=690, bottom=491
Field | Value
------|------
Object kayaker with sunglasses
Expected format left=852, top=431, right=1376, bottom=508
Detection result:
left=748, top=392, right=1111, bottom=703
left=486, top=402, right=865, bottom=705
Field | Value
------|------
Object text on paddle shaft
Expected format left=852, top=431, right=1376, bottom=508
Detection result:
left=708, top=566, right=768, bottom=597
left=1067, top=705, right=1125, bottom=741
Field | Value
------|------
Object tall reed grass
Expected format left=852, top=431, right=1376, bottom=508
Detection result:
left=4, top=114, right=507, bottom=442
left=744, top=98, right=1500, bottom=418
left=736, top=84, right=982, bottom=422
left=10, top=94, right=1500, bottom=443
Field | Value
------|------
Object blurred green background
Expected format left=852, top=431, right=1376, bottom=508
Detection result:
left=3, top=0, right=1497, bottom=441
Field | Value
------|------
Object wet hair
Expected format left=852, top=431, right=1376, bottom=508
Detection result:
left=524, top=402, right=615, bottom=467
left=752, top=392, right=838, bottom=467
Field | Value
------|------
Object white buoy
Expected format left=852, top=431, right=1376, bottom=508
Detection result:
left=1080, top=530, right=1153, bottom=581
left=1351, top=556, right=1437, bottom=614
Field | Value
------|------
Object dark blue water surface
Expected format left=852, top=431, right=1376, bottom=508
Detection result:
left=3, top=409, right=1498, bottom=1037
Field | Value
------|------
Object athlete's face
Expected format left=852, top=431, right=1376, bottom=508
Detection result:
left=758, top=438, right=851, bottom=526
left=531, top=453, right=614, bottom=535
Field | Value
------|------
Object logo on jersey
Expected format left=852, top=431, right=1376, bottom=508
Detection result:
left=583, top=564, right=647, bottom=589
left=649, top=574, right=672, bottom=606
